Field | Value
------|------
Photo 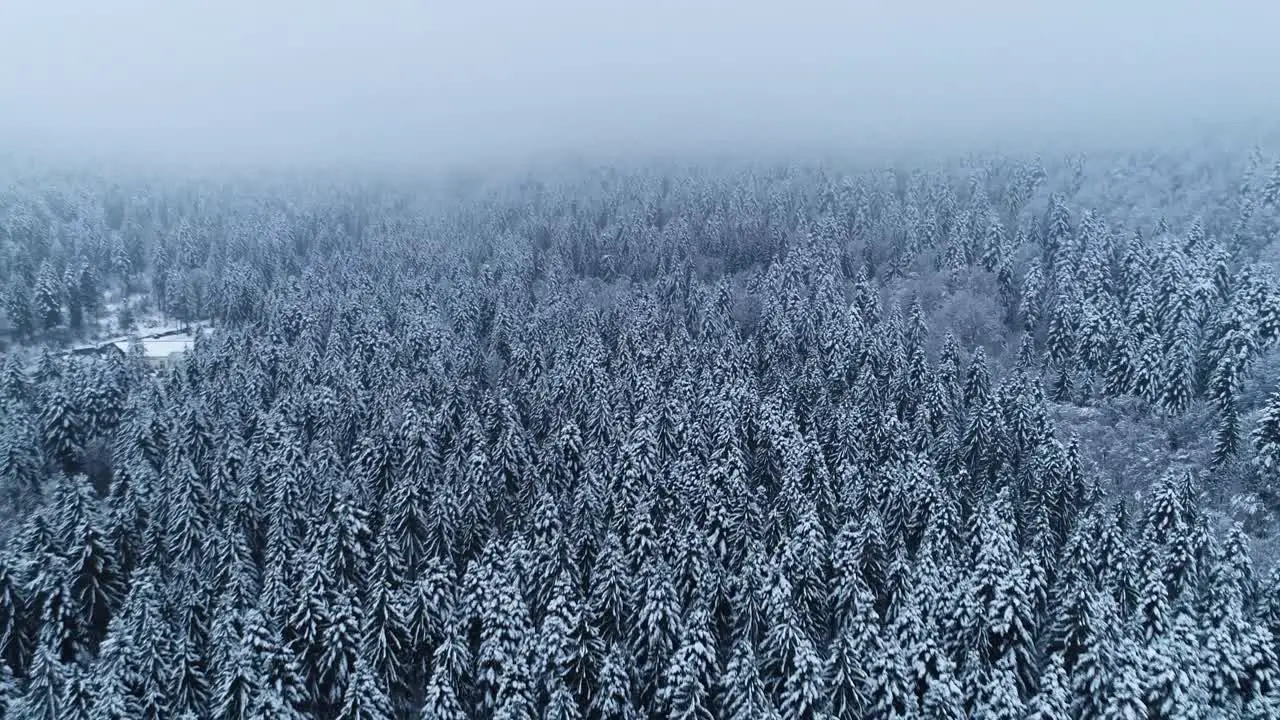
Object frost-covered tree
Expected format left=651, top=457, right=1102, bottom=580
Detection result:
left=13, top=645, right=65, bottom=720
left=721, top=635, right=778, bottom=720
left=34, top=260, right=64, bottom=331
left=1253, top=390, right=1280, bottom=478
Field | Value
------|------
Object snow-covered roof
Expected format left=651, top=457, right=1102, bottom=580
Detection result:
left=62, top=320, right=212, bottom=362
left=113, top=335, right=196, bottom=359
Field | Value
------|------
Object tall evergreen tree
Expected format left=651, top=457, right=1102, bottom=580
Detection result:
left=1253, top=390, right=1280, bottom=477
left=34, top=261, right=64, bottom=331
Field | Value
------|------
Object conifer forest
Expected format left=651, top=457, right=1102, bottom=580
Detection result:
left=4, top=143, right=1280, bottom=720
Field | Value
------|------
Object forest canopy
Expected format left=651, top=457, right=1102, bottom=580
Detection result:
left=2, top=141, right=1280, bottom=718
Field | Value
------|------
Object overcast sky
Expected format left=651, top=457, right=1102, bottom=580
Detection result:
left=2, top=1, right=1278, bottom=169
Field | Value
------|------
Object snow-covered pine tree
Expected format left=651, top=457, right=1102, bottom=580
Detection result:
left=657, top=596, right=716, bottom=720
left=338, top=655, right=395, bottom=720
left=34, top=260, right=64, bottom=331
left=13, top=644, right=64, bottom=720
left=589, top=642, right=639, bottom=720
left=1261, top=161, right=1280, bottom=207
left=1252, top=390, right=1280, bottom=477
left=721, top=634, right=778, bottom=720
left=628, top=557, right=679, bottom=714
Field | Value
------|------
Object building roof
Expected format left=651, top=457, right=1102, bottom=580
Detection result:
left=61, top=321, right=211, bottom=365
left=113, top=335, right=196, bottom=359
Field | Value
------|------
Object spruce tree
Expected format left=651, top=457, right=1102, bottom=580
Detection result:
left=34, top=261, right=64, bottom=331
left=5, top=281, right=36, bottom=339
left=1252, top=390, right=1280, bottom=477
left=721, top=635, right=778, bottom=720
left=14, top=644, right=65, bottom=720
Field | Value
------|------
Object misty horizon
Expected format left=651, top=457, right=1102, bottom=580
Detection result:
left=3, top=1, right=1280, bottom=170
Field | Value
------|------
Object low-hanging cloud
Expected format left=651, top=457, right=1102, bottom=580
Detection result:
left=2, top=0, right=1279, bottom=169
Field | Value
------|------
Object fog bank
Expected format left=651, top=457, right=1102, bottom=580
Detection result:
left=3, top=0, right=1279, bottom=169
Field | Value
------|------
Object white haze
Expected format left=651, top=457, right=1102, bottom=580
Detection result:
left=2, top=0, right=1279, bottom=170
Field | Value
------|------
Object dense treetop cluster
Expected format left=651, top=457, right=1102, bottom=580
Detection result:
left=2, top=146, right=1280, bottom=718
